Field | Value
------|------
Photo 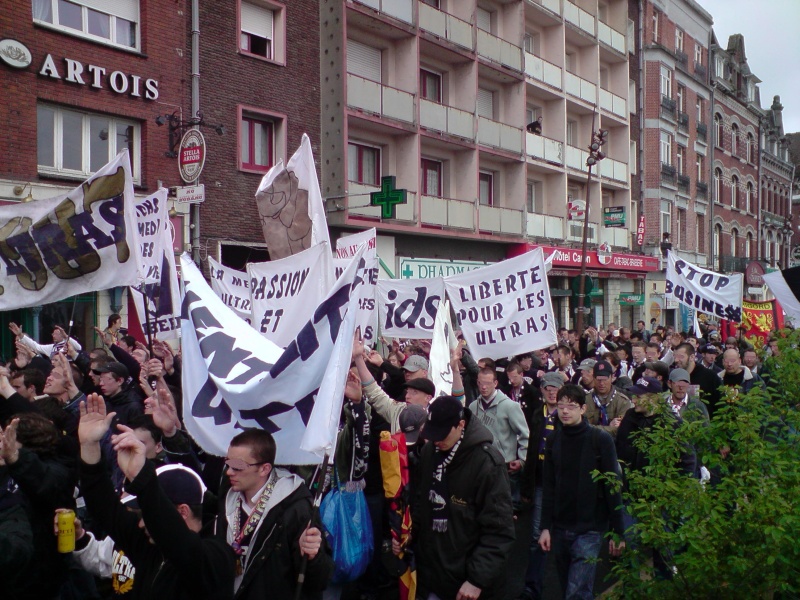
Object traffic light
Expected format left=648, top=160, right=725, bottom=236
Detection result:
left=586, top=129, right=608, bottom=166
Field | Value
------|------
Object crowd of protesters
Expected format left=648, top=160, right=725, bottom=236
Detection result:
left=0, top=311, right=787, bottom=600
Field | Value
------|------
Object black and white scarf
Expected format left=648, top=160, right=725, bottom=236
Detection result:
left=429, top=429, right=464, bottom=533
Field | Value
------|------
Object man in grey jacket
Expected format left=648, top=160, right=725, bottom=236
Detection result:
left=469, top=367, right=529, bottom=509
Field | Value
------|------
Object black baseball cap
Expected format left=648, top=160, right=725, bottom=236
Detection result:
left=593, top=360, right=613, bottom=377
left=420, top=396, right=464, bottom=442
left=404, top=378, right=435, bottom=396
left=643, top=360, right=669, bottom=381
left=123, top=464, right=206, bottom=508
left=628, top=376, right=663, bottom=396
left=94, top=362, right=129, bottom=379
left=700, top=344, right=719, bottom=354
left=399, top=404, right=427, bottom=445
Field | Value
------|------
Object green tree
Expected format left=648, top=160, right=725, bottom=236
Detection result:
left=605, top=330, right=800, bottom=599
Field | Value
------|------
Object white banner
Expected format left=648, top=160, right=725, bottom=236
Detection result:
left=131, top=188, right=181, bottom=340
left=665, top=252, right=743, bottom=323
left=444, top=248, right=557, bottom=359
left=334, top=255, right=379, bottom=344
left=208, top=257, right=253, bottom=325
left=376, top=278, right=444, bottom=339
left=254, top=134, right=330, bottom=260
left=335, top=228, right=377, bottom=259
left=0, top=151, right=141, bottom=310
left=429, top=298, right=458, bottom=398
left=180, top=247, right=365, bottom=463
left=247, top=243, right=333, bottom=348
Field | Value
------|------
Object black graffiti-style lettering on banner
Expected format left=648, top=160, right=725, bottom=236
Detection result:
left=665, top=279, right=741, bottom=322
left=383, top=287, right=439, bottom=332
left=0, top=168, right=130, bottom=295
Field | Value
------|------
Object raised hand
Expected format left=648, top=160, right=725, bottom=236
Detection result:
left=9, top=322, right=23, bottom=337
left=0, top=419, right=22, bottom=465
left=147, top=387, right=179, bottom=436
left=78, top=393, right=116, bottom=446
left=344, top=369, right=363, bottom=404
left=351, top=328, right=365, bottom=360
left=94, top=326, right=113, bottom=347
left=111, top=424, right=147, bottom=482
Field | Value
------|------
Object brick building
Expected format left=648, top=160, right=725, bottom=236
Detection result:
left=0, top=0, right=187, bottom=356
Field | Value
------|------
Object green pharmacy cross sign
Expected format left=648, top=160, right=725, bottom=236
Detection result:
left=370, top=176, right=407, bottom=219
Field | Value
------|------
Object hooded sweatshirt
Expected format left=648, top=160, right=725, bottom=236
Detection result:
left=469, top=389, right=530, bottom=462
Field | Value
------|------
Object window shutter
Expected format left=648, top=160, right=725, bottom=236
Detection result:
left=477, top=88, right=493, bottom=118
left=476, top=7, right=491, bottom=32
left=78, top=0, right=138, bottom=21
left=347, top=40, right=382, bottom=83
left=241, top=2, right=274, bottom=39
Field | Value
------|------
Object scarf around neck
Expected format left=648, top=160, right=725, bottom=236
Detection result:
left=429, top=428, right=464, bottom=533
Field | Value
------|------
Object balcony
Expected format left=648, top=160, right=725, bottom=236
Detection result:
left=564, top=1, right=595, bottom=36
left=420, top=195, right=475, bottom=230
left=677, top=173, right=691, bottom=191
left=597, top=21, right=626, bottom=53
left=660, top=95, right=676, bottom=119
left=350, top=0, right=412, bottom=24
left=526, top=132, right=564, bottom=165
left=599, top=157, right=628, bottom=183
left=660, top=162, right=676, bottom=184
left=567, top=220, right=598, bottom=243
left=524, top=52, right=562, bottom=90
left=347, top=74, right=415, bottom=124
left=678, top=111, right=689, bottom=131
left=420, top=99, right=475, bottom=140
left=477, top=30, right=522, bottom=71
left=696, top=122, right=707, bottom=142
left=565, top=72, right=597, bottom=103
left=675, top=50, right=688, bottom=68
left=478, top=117, right=523, bottom=153
left=718, top=254, right=750, bottom=274
left=479, top=204, right=524, bottom=235
left=529, top=0, right=562, bottom=16
left=599, top=88, right=626, bottom=118
left=566, top=144, right=589, bottom=172
left=694, top=62, right=707, bottom=80
left=348, top=183, right=416, bottom=222
left=696, top=181, right=708, bottom=198
left=527, top=213, right=564, bottom=239
left=599, top=225, right=629, bottom=248
left=418, top=3, right=473, bottom=50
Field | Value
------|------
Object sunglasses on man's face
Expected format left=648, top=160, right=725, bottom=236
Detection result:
left=224, top=458, right=266, bottom=472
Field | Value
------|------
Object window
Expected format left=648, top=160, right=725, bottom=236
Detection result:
left=715, top=55, right=724, bottom=78
left=33, top=0, right=138, bottom=49
left=565, top=51, right=576, bottom=74
left=630, top=140, right=637, bottom=174
left=661, top=200, right=671, bottom=236
left=677, top=208, right=686, bottom=249
left=347, top=40, right=381, bottom=82
left=240, top=115, right=274, bottom=171
left=599, top=67, right=609, bottom=90
left=479, top=171, right=494, bottom=206
left=676, top=84, right=685, bottom=113
left=476, top=7, right=492, bottom=32
left=627, top=19, right=635, bottom=55
left=714, top=113, right=723, bottom=148
left=675, top=28, right=684, bottom=53
left=598, top=3, right=608, bottom=23
left=652, top=10, right=659, bottom=43
left=696, top=155, right=704, bottom=180
left=714, top=224, right=722, bottom=260
left=731, top=228, right=738, bottom=256
left=696, top=215, right=705, bottom=253
left=660, top=131, right=672, bottom=166
left=527, top=180, right=543, bottom=213
left=746, top=133, right=755, bottom=162
left=567, top=120, right=577, bottom=146
left=731, top=175, right=739, bottom=208
left=420, top=0, right=440, bottom=6
left=696, top=98, right=704, bottom=124
left=676, top=145, right=686, bottom=175
left=241, top=2, right=274, bottom=59
left=477, top=88, right=494, bottom=119
left=731, top=124, right=739, bottom=156
left=348, top=142, right=380, bottom=186
left=694, top=43, right=703, bottom=66
left=37, top=104, right=139, bottom=181
left=524, top=32, right=540, bottom=55
left=630, top=80, right=637, bottom=113
left=714, top=167, right=723, bottom=203
left=745, top=232, right=753, bottom=258
left=421, top=159, right=442, bottom=197
left=660, top=66, right=672, bottom=98
left=420, top=69, right=442, bottom=102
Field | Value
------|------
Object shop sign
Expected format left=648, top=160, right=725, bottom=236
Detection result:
left=174, top=184, right=205, bottom=204
left=744, top=261, right=766, bottom=286
left=399, top=258, right=488, bottom=279
left=567, top=200, right=585, bottom=221
left=603, top=206, right=625, bottom=227
left=0, top=39, right=32, bottom=69
left=618, top=293, right=644, bottom=306
left=178, top=130, right=206, bottom=183
left=38, top=54, right=159, bottom=99
left=636, top=215, right=646, bottom=246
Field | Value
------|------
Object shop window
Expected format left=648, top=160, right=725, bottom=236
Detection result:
left=33, top=0, right=139, bottom=49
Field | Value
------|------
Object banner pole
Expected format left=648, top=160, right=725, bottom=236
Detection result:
left=65, top=294, right=79, bottom=350
left=294, top=453, right=330, bottom=600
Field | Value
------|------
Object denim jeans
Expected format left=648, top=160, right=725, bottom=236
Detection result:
left=523, top=487, right=546, bottom=599
left=550, top=528, right=602, bottom=600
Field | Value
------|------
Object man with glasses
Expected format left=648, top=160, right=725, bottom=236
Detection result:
left=538, top=384, right=625, bottom=600
left=217, top=429, right=333, bottom=599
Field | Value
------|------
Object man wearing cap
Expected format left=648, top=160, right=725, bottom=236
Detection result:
left=576, top=359, right=596, bottom=394
left=699, top=343, right=723, bottom=374
left=95, top=362, right=144, bottom=429
left=78, top=393, right=237, bottom=599
left=666, top=369, right=709, bottom=424
left=583, top=361, right=632, bottom=437
left=403, top=355, right=429, bottom=382
left=643, top=360, right=669, bottom=390
left=549, top=346, right=579, bottom=385
left=519, top=373, right=563, bottom=600
left=409, top=395, right=515, bottom=600
left=672, top=343, right=720, bottom=417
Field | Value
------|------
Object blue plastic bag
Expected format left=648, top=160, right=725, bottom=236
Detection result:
left=320, top=483, right=374, bottom=583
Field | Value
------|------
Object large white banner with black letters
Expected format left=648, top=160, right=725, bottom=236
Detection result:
left=334, top=256, right=379, bottom=345
left=666, top=252, right=743, bottom=323
left=444, top=248, right=557, bottom=359
left=208, top=257, right=253, bottom=325
left=335, top=227, right=377, bottom=259
left=0, top=151, right=142, bottom=310
left=376, top=278, right=444, bottom=339
left=180, top=248, right=365, bottom=463
left=247, top=243, right=333, bottom=347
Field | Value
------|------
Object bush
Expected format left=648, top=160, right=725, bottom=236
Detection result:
left=605, top=330, right=800, bottom=599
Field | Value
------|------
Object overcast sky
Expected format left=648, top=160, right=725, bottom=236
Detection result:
left=697, top=0, right=800, bottom=133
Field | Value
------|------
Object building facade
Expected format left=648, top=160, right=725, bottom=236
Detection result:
left=321, top=0, right=656, bottom=329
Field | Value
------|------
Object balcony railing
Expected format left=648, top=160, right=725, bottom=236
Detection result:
left=696, top=181, right=708, bottom=198
left=420, top=99, right=475, bottom=140
left=347, top=73, right=415, bottom=124
left=675, top=50, right=688, bottom=67
left=565, top=72, right=597, bottom=103
left=526, top=213, right=564, bottom=239
left=678, top=111, right=689, bottom=130
left=718, top=254, right=750, bottom=274
left=564, top=1, right=595, bottom=36
left=599, top=157, right=629, bottom=183
left=566, top=144, right=589, bottom=172
left=478, top=204, right=524, bottom=235
left=478, top=117, right=523, bottom=153
left=348, top=183, right=417, bottom=222
left=350, top=0, right=412, bottom=24
left=418, top=3, right=473, bottom=50
left=599, top=88, right=626, bottom=117
left=524, top=52, right=562, bottom=90
left=420, top=195, right=475, bottom=230
left=528, top=0, right=561, bottom=16
left=661, top=162, right=676, bottom=183
left=598, top=21, right=626, bottom=53
left=677, top=173, right=691, bottom=190
left=477, top=29, right=522, bottom=71
left=599, top=225, right=629, bottom=248
left=694, top=62, right=707, bottom=80
left=660, top=95, right=676, bottom=118
left=526, top=132, right=564, bottom=165
left=696, top=122, right=707, bottom=142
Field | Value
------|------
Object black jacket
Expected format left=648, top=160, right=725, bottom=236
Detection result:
left=689, top=363, right=722, bottom=417
left=0, top=471, right=34, bottom=600
left=520, top=404, right=559, bottom=497
left=216, top=477, right=334, bottom=600
left=540, top=419, right=624, bottom=537
left=106, top=385, right=145, bottom=429
left=81, top=459, right=236, bottom=600
left=411, top=410, right=516, bottom=600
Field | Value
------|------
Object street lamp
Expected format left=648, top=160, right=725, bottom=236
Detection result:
left=575, top=109, right=608, bottom=333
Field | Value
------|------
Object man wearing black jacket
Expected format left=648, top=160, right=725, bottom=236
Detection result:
left=539, top=384, right=625, bottom=600
left=94, top=363, right=144, bottom=428
left=78, top=393, right=236, bottom=600
left=671, top=343, right=720, bottom=418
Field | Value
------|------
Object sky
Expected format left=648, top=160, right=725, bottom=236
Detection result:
left=697, top=0, right=800, bottom=133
